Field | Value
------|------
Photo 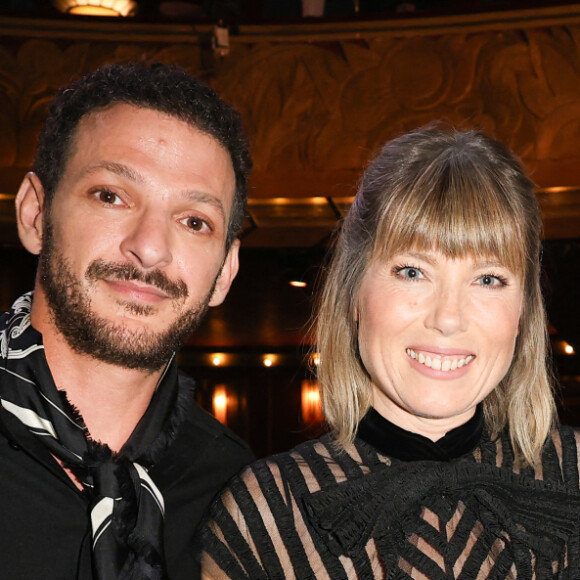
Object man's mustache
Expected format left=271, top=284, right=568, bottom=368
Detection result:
left=86, top=260, right=188, bottom=300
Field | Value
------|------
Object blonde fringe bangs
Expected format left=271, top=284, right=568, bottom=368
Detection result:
left=371, top=159, right=528, bottom=278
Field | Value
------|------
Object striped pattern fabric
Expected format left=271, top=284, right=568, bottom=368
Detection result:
left=0, top=293, right=174, bottom=579
left=200, top=427, right=580, bottom=579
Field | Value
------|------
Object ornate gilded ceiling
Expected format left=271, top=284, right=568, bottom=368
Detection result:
left=1, top=4, right=580, bottom=247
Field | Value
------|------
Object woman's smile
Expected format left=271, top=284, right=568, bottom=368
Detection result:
left=357, top=249, right=523, bottom=438
left=406, top=348, right=475, bottom=372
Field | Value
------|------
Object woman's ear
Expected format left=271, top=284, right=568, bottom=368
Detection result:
left=15, top=172, right=45, bottom=256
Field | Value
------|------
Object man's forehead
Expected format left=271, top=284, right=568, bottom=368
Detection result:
left=72, top=103, right=212, bottom=143
left=58, top=104, right=236, bottom=216
left=67, top=103, right=234, bottom=177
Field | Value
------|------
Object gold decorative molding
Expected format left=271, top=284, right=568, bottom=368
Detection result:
left=1, top=5, right=580, bottom=244
left=2, top=188, right=579, bottom=247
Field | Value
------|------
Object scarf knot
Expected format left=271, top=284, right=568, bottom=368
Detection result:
left=0, top=293, right=190, bottom=580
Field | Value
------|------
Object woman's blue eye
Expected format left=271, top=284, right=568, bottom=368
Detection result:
left=402, top=267, right=421, bottom=279
left=478, top=274, right=507, bottom=287
left=394, top=266, right=423, bottom=280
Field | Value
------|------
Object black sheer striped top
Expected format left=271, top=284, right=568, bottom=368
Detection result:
left=199, top=411, right=580, bottom=579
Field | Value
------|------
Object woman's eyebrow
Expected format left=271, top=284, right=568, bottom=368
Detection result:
left=398, top=252, right=510, bottom=271
left=400, top=251, right=438, bottom=266
left=473, top=259, right=507, bottom=269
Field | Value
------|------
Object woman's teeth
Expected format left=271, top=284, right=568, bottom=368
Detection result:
left=406, top=348, right=474, bottom=372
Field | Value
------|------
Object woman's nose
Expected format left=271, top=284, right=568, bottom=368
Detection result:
left=425, top=286, right=467, bottom=336
left=119, top=210, right=173, bottom=270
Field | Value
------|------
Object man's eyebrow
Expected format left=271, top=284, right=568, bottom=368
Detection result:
left=183, top=191, right=226, bottom=224
left=82, top=161, right=144, bottom=183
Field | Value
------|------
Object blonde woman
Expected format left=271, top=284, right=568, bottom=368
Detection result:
left=199, top=127, right=580, bottom=579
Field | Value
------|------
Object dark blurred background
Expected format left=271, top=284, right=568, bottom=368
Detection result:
left=0, top=0, right=579, bottom=457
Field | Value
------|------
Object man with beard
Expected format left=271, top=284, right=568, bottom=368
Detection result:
left=0, top=62, right=254, bottom=580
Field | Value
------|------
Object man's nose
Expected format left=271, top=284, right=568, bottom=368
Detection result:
left=119, top=210, right=172, bottom=270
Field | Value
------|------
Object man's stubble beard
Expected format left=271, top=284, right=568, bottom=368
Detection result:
left=38, top=216, right=217, bottom=372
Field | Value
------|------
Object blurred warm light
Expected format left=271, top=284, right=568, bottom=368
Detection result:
left=301, top=380, right=323, bottom=424
left=52, top=0, right=136, bottom=16
left=211, top=354, right=223, bottom=366
left=71, top=6, right=119, bottom=14
left=213, top=385, right=228, bottom=425
left=263, top=354, right=275, bottom=367
left=565, top=344, right=575, bottom=355
left=249, top=197, right=329, bottom=207
left=311, top=352, right=321, bottom=367
left=289, top=280, right=307, bottom=288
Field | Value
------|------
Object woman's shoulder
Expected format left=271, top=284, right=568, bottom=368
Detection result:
left=546, top=423, right=580, bottom=455
left=231, top=433, right=390, bottom=503
left=551, top=422, right=580, bottom=436
left=537, top=423, right=580, bottom=487
left=545, top=423, right=580, bottom=455
left=236, top=434, right=349, bottom=490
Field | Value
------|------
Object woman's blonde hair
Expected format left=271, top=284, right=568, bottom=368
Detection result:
left=315, top=126, right=555, bottom=467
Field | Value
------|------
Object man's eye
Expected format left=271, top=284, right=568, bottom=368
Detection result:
left=96, top=189, right=121, bottom=205
left=182, top=216, right=210, bottom=232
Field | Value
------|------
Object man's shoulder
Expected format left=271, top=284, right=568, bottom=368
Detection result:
left=181, top=400, right=250, bottom=451
left=151, top=399, right=254, bottom=501
left=173, top=373, right=253, bottom=457
left=156, top=389, right=254, bottom=482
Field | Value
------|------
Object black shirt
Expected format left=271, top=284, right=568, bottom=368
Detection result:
left=0, top=394, right=254, bottom=579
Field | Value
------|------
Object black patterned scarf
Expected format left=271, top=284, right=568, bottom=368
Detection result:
left=0, top=293, right=189, bottom=579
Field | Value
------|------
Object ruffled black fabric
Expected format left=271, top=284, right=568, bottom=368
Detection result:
left=357, top=406, right=484, bottom=462
left=200, top=422, right=580, bottom=579
left=303, top=454, right=580, bottom=576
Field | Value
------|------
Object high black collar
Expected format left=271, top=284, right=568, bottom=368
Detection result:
left=357, top=405, right=484, bottom=462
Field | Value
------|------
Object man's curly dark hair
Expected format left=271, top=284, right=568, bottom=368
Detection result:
left=34, top=61, right=252, bottom=250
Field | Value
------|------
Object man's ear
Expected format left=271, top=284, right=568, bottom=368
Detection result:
left=15, top=172, right=45, bottom=256
left=209, top=238, right=240, bottom=307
